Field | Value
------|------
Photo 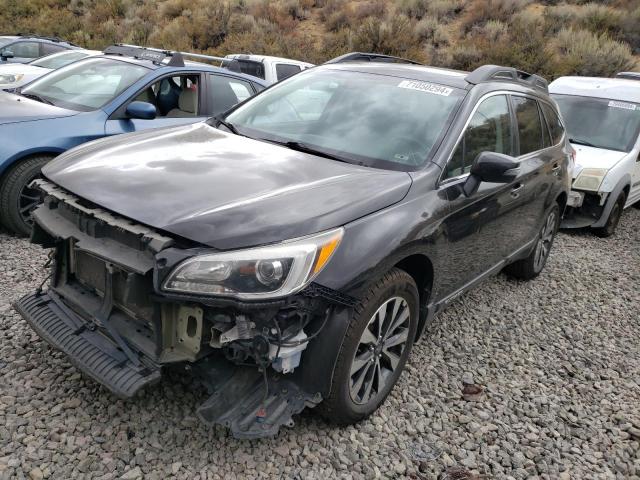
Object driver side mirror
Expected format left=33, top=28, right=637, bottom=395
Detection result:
left=1, top=50, right=14, bottom=61
left=126, top=101, right=157, bottom=120
left=463, top=151, right=519, bottom=197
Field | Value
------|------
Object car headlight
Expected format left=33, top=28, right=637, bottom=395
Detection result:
left=0, top=74, right=23, bottom=84
left=162, top=228, right=343, bottom=299
left=572, top=168, right=608, bottom=192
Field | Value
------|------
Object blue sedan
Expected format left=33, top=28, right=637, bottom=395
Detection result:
left=0, top=45, right=267, bottom=235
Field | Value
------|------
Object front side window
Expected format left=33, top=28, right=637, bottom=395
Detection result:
left=208, top=74, right=254, bottom=116
left=540, top=102, right=565, bottom=145
left=31, top=51, right=90, bottom=70
left=513, top=96, right=544, bottom=155
left=132, top=74, right=200, bottom=117
left=0, top=37, right=12, bottom=48
left=276, top=63, right=301, bottom=81
left=225, top=69, right=464, bottom=171
left=22, top=57, right=149, bottom=111
left=445, top=95, right=513, bottom=179
left=552, top=94, right=640, bottom=152
left=9, top=41, right=40, bottom=59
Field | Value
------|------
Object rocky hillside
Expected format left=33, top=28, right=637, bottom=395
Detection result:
left=1, top=0, right=638, bottom=79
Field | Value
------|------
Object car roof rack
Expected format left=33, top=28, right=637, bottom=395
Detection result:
left=0, top=33, right=78, bottom=45
left=104, top=44, right=226, bottom=68
left=466, top=65, right=548, bottom=92
left=325, top=52, right=422, bottom=65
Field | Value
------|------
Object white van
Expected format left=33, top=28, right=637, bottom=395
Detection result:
left=549, top=76, right=640, bottom=236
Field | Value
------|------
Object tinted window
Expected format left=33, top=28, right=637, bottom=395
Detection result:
left=276, top=64, right=301, bottom=81
left=224, top=59, right=265, bottom=80
left=552, top=94, right=640, bottom=152
left=42, top=43, right=67, bottom=55
left=446, top=95, right=513, bottom=179
left=541, top=103, right=565, bottom=145
left=513, top=96, right=544, bottom=155
left=208, top=75, right=254, bottom=116
left=23, top=57, right=148, bottom=111
left=10, top=41, right=40, bottom=58
left=226, top=70, right=464, bottom=171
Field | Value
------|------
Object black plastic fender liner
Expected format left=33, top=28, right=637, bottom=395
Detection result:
left=14, top=291, right=161, bottom=399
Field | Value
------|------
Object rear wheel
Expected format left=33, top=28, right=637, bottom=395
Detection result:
left=319, top=268, right=418, bottom=425
left=504, top=204, right=559, bottom=281
left=0, top=155, right=52, bottom=236
left=592, top=192, right=625, bottom=238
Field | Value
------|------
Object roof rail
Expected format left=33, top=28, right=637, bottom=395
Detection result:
left=104, top=44, right=186, bottom=67
left=616, top=72, right=640, bottom=81
left=325, top=52, right=422, bottom=65
left=466, top=65, right=548, bottom=92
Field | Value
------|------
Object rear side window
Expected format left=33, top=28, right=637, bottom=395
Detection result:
left=42, top=43, right=67, bottom=55
left=275, top=64, right=301, bottom=82
left=446, top=95, right=513, bottom=179
left=208, top=74, right=254, bottom=116
left=540, top=102, right=565, bottom=145
left=513, top=96, right=544, bottom=155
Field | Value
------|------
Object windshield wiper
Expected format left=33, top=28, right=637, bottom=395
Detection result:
left=274, top=140, right=350, bottom=163
left=569, top=137, right=596, bottom=148
left=20, top=92, right=54, bottom=106
left=215, top=118, right=243, bottom=136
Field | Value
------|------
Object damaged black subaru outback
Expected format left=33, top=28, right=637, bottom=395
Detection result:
left=16, top=58, right=571, bottom=439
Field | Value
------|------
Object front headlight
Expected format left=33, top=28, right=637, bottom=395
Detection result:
left=573, top=168, right=608, bottom=192
left=0, top=74, right=23, bottom=84
left=162, top=228, right=343, bottom=299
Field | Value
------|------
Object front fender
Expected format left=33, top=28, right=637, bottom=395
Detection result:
left=592, top=174, right=631, bottom=228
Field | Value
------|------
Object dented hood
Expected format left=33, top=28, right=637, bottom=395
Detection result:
left=43, top=123, right=412, bottom=249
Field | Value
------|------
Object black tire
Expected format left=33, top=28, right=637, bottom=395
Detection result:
left=0, top=155, right=52, bottom=236
left=318, top=268, right=419, bottom=425
left=504, top=204, right=560, bottom=281
left=592, top=192, right=625, bottom=238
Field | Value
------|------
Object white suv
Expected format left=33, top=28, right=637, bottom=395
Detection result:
left=222, top=54, right=314, bottom=85
left=550, top=76, right=640, bottom=236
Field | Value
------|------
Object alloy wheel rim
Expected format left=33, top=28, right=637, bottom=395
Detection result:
left=18, top=176, right=41, bottom=226
left=349, top=296, right=411, bottom=405
left=534, top=211, right=556, bottom=271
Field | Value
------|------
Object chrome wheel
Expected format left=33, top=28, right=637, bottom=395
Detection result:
left=349, top=296, right=411, bottom=405
left=533, top=210, right=556, bottom=272
left=18, top=175, right=41, bottom=227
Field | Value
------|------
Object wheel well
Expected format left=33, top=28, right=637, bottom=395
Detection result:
left=0, top=152, right=58, bottom=181
left=556, top=191, right=567, bottom=214
left=394, top=254, right=433, bottom=339
left=623, top=184, right=630, bottom=199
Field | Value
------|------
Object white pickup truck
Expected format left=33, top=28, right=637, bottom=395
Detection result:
left=221, top=54, right=314, bottom=85
left=550, top=76, right=640, bottom=237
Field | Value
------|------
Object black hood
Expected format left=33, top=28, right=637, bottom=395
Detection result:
left=0, top=91, right=77, bottom=125
left=43, top=123, right=412, bottom=249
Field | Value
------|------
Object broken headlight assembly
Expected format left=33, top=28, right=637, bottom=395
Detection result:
left=572, top=168, right=608, bottom=192
left=162, top=228, right=343, bottom=299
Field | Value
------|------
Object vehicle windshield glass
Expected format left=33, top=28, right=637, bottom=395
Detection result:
left=224, top=59, right=265, bottom=79
left=22, top=57, right=148, bottom=111
left=31, top=51, right=91, bottom=69
left=552, top=94, right=640, bottom=152
left=224, top=69, right=464, bottom=170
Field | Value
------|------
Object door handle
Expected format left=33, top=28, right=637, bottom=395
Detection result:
left=510, top=183, right=524, bottom=198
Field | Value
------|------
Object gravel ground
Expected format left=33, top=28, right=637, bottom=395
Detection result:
left=1, top=209, right=639, bottom=480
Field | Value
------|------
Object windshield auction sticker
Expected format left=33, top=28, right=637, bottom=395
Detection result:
left=398, top=80, right=453, bottom=96
left=608, top=100, right=637, bottom=111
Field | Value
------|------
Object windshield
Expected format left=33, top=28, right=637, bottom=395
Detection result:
left=552, top=94, right=640, bottom=152
left=223, top=58, right=265, bottom=79
left=224, top=69, right=464, bottom=170
left=31, top=51, right=91, bottom=70
left=22, top=57, right=148, bottom=111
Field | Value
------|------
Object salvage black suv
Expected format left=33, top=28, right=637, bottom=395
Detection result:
left=16, top=58, right=571, bottom=439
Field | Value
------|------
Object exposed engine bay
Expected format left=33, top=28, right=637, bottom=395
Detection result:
left=15, top=180, right=355, bottom=439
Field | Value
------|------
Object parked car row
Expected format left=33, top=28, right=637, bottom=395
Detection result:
left=3, top=36, right=639, bottom=439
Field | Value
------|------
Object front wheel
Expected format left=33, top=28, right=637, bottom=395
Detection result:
left=504, top=204, right=560, bottom=281
left=319, top=268, right=419, bottom=425
left=592, top=192, right=625, bottom=238
left=0, top=155, right=52, bottom=236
